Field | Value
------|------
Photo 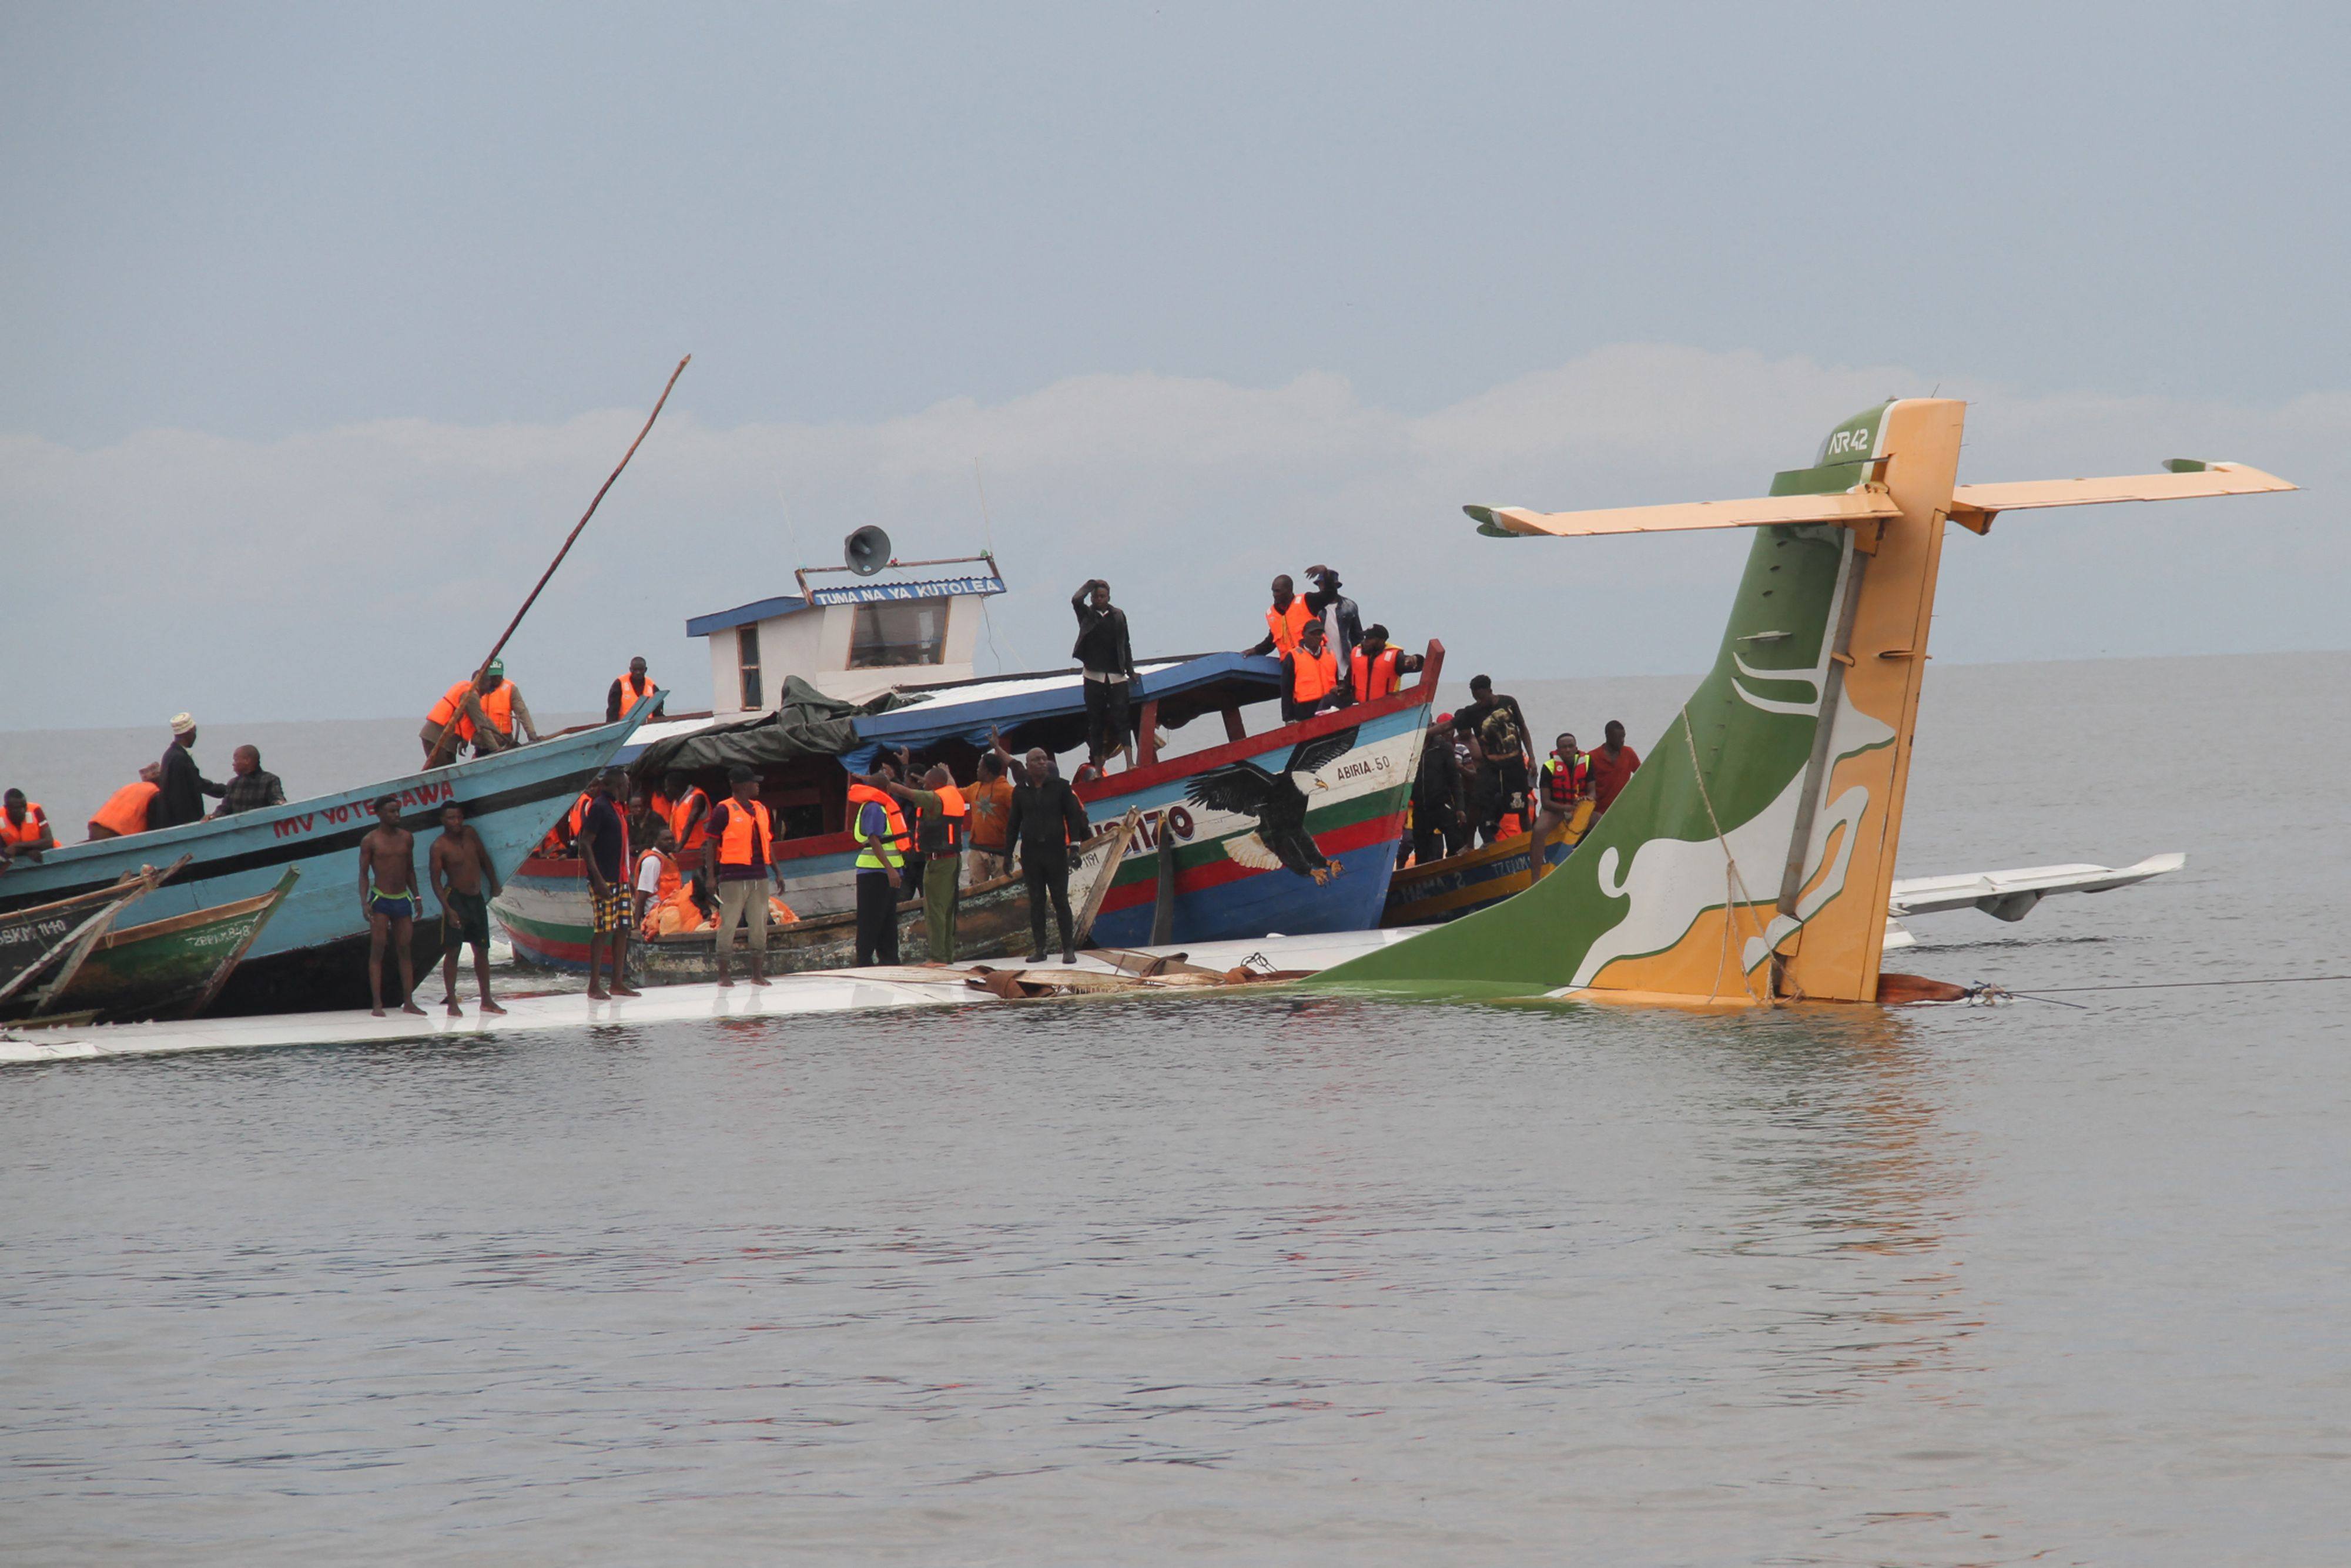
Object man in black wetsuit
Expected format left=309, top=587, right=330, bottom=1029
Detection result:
left=1071, top=578, right=1136, bottom=772
left=1004, top=746, right=1091, bottom=964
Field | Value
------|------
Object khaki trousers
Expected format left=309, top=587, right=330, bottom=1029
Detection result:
left=715, top=877, right=769, bottom=959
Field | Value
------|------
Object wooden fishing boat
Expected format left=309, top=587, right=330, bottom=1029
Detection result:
left=621, top=815, right=1134, bottom=985
left=0, top=715, right=649, bottom=1015
left=13, top=869, right=299, bottom=1025
left=1381, top=803, right=1591, bottom=927
left=0, top=861, right=178, bottom=1012
left=500, top=646, right=1439, bottom=966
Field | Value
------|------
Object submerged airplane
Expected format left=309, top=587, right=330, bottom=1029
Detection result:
left=1315, top=397, right=2293, bottom=1007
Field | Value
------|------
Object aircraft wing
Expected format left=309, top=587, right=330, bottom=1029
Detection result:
left=1886, top=852, right=2186, bottom=920
left=1465, top=492, right=1901, bottom=538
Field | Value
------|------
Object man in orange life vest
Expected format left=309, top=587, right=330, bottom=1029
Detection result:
left=1281, top=618, right=1345, bottom=723
left=1529, top=732, right=1593, bottom=884
left=1, top=788, right=56, bottom=870
left=846, top=763, right=911, bottom=968
left=606, top=656, right=667, bottom=724
left=708, top=765, right=789, bottom=985
left=663, top=770, right=718, bottom=918
left=1347, top=624, right=1424, bottom=708
left=1245, top=575, right=1311, bottom=659
left=421, top=659, right=539, bottom=763
left=88, top=764, right=164, bottom=841
left=872, top=760, right=971, bottom=962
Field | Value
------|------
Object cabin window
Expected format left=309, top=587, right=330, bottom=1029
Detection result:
left=737, top=625, right=763, bottom=710
left=848, top=598, right=949, bottom=668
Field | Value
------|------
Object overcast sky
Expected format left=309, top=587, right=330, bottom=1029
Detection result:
left=4, top=2, right=2344, bottom=731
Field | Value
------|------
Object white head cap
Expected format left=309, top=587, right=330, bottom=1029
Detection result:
left=170, top=712, right=196, bottom=736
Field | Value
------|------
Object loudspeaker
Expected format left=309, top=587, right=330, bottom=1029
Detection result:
left=844, top=525, right=892, bottom=577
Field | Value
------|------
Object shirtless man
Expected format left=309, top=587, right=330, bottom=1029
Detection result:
left=428, top=800, right=505, bottom=1017
left=359, top=795, right=426, bottom=1017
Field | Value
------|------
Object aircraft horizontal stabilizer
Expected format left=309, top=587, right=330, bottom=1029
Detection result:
left=1947, top=463, right=2294, bottom=532
left=1464, top=491, right=1902, bottom=538
left=1885, top=852, right=2186, bottom=919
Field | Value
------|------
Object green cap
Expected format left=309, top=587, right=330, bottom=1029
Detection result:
left=485, top=657, right=505, bottom=677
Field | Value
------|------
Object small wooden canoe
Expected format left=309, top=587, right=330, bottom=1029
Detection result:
left=633, top=812, right=1138, bottom=986
left=0, top=859, right=181, bottom=1012
left=1381, top=802, right=1591, bottom=927
left=20, top=868, right=299, bottom=1024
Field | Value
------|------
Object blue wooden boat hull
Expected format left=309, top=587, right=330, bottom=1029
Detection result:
left=0, top=718, right=644, bottom=1014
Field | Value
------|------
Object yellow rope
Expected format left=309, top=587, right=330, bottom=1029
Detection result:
left=1677, top=706, right=1773, bottom=1006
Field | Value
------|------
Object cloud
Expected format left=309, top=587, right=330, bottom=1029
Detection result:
left=2, top=345, right=2340, bottom=731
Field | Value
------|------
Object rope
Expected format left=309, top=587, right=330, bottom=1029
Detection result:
left=1945, top=974, right=2351, bottom=1009
left=2008, top=973, right=2351, bottom=996
left=1677, top=706, right=1771, bottom=1006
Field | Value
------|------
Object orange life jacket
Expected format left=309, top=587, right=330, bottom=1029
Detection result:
left=0, top=802, right=46, bottom=846
left=933, top=783, right=968, bottom=852
left=669, top=787, right=712, bottom=852
left=646, top=883, right=706, bottom=937
left=712, top=798, right=775, bottom=870
left=478, top=679, right=517, bottom=736
left=428, top=679, right=479, bottom=742
left=846, top=781, right=910, bottom=869
left=1265, top=598, right=1310, bottom=655
left=1350, top=646, right=1399, bottom=702
left=1290, top=644, right=1339, bottom=705
left=636, top=847, right=679, bottom=901
left=1540, top=752, right=1590, bottom=810
left=566, top=792, right=592, bottom=839
left=617, top=672, right=655, bottom=712
left=90, top=781, right=159, bottom=838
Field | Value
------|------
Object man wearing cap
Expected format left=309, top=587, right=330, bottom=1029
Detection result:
left=1301, top=565, right=1364, bottom=669
left=607, top=656, right=666, bottom=724
left=472, top=659, right=540, bottom=752
left=155, top=714, right=226, bottom=829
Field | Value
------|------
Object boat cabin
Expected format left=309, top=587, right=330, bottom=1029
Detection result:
left=686, top=552, right=1009, bottom=713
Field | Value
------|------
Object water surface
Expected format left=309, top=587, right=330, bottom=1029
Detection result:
left=5, top=652, right=2346, bottom=1564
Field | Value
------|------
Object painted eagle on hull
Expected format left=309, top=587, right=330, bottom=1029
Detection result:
left=1183, top=726, right=1360, bottom=883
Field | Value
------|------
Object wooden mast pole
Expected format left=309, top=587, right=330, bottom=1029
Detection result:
left=426, top=354, right=691, bottom=768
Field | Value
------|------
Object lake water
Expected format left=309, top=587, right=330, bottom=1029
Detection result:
left=4, top=652, right=2347, bottom=1564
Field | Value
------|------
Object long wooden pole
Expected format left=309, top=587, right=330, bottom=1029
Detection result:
left=427, top=354, right=691, bottom=768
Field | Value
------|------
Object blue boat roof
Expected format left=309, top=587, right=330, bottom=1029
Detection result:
left=685, top=594, right=816, bottom=636
left=613, top=651, right=1285, bottom=771
left=843, top=652, right=1281, bottom=766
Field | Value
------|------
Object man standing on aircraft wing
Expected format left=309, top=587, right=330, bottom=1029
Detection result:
left=579, top=769, right=638, bottom=1001
left=1006, top=746, right=1090, bottom=965
left=430, top=800, right=505, bottom=1016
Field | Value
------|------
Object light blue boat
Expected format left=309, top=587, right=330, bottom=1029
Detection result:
left=0, top=714, right=647, bottom=1014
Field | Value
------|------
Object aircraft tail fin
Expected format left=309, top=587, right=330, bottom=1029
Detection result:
left=1314, top=400, right=2290, bottom=1006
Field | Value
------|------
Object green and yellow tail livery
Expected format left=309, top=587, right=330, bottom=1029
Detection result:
left=1319, top=398, right=2293, bottom=1006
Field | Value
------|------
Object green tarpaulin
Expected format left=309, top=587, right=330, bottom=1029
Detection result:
left=629, top=676, right=917, bottom=779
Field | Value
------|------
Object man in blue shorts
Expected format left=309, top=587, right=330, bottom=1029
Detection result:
left=359, top=794, right=424, bottom=1017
